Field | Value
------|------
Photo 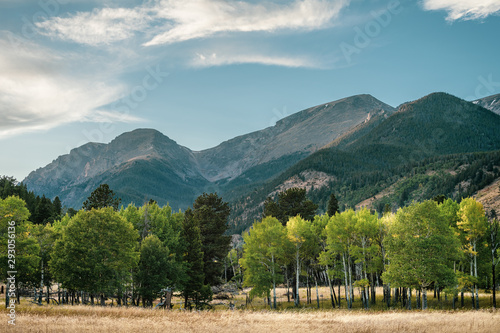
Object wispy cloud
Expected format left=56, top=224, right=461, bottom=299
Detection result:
left=146, top=0, right=349, bottom=46
left=36, top=7, right=154, bottom=46
left=422, top=0, right=500, bottom=21
left=35, top=0, right=350, bottom=46
left=0, top=33, right=140, bottom=139
left=192, top=51, right=321, bottom=69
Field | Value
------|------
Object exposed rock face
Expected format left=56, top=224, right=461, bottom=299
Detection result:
left=474, top=93, right=500, bottom=115
left=195, top=94, right=395, bottom=181
left=273, top=170, right=336, bottom=195
left=474, top=177, right=500, bottom=216
left=23, top=94, right=395, bottom=210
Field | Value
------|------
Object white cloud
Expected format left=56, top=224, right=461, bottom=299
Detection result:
left=35, top=0, right=350, bottom=46
left=422, top=0, right=500, bottom=21
left=36, top=7, right=154, bottom=46
left=145, top=0, right=349, bottom=46
left=0, top=32, right=140, bottom=139
left=191, top=52, right=321, bottom=68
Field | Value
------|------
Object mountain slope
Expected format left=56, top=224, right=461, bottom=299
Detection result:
left=195, top=94, right=395, bottom=182
left=24, top=129, right=209, bottom=209
left=227, top=93, right=500, bottom=233
left=346, top=92, right=500, bottom=161
left=23, top=95, right=395, bottom=210
left=23, top=92, right=500, bottom=233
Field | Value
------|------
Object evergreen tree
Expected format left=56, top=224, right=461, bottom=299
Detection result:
left=192, top=193, right=231, bottom=286
left=327, top=193, right=339, bottom=216
left=82, top=184, right=121, bottom=211
left=263, top=188, right=318, bottom=225
left=33, top=195, right=54, bottom=225
left=433, top=194, right=447, bottom=204
left=0, top=176, right=16, bottom=199
left=181, top=208, right=210, bottom=309
left=52, top=196, right=62, bottom=220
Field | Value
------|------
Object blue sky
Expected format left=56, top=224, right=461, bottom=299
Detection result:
left=1, top=0, right=500, bottom=181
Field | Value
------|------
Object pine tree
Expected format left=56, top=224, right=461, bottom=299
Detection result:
left=327, top=193, right=339, bottom=216
left=193, top=193, right=231, bottom=287
left=33, top=195, right=53, bottom=224
left=52, top=196, right=62, bottom=220
left=181, top=208, right=209, bottom=310
left=82, top=184, right=121, bottom=211
left=263, top=188, right=318, bottom=225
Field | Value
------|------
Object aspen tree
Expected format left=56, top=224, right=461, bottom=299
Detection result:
left=457, top=198, right=488, bottom=310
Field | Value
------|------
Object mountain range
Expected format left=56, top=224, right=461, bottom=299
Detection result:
left=23, top=92, right=500, bottom=233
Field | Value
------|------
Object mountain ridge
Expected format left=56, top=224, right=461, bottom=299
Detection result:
left=23, top=94, right=394, bottom=210
left=195, top=94, right=395, bottom=181
left=21, top=92, right=500, bottom=233
left=226, top=92, right=500, bottom=232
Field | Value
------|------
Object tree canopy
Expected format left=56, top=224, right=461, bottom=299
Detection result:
left=192, top=193, right=231, bottom=287
left=82, top=184, right=121, bottom=211
left=263, top=188, right=318, bottom=225
left=382, top=200, right=460, bottom=309
left=50, top=208, right=138, bottom=303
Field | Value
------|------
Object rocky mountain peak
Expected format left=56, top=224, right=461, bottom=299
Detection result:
left=474, top=93, right=500, bottom=115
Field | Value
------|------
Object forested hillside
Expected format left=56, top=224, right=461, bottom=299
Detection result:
left=227, top=93, right=500, bottom=234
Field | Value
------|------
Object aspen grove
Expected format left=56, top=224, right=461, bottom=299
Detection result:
left=240, top=197, right=500, bottom=310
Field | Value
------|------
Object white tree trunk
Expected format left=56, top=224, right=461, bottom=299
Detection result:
left=342, top=253, right=350, bottom=309
left=295, top=250, right=300, bottom=306
left=348, top=255, right=353, bottom=308
left=470, top=249, right=475, bottom=309
left=272, top=253, right=276, bottom=309
left=474, top=241, right=479, bottom=310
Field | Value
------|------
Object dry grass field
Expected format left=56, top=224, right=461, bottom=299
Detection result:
left=1, top=286, right=499, bottom=332
left=2, top=305, right=499, bottom=333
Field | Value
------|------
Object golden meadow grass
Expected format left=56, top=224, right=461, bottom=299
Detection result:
left=1, top=286, right=499, bottom=332
left=2, top=302, right=499, bottom=333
